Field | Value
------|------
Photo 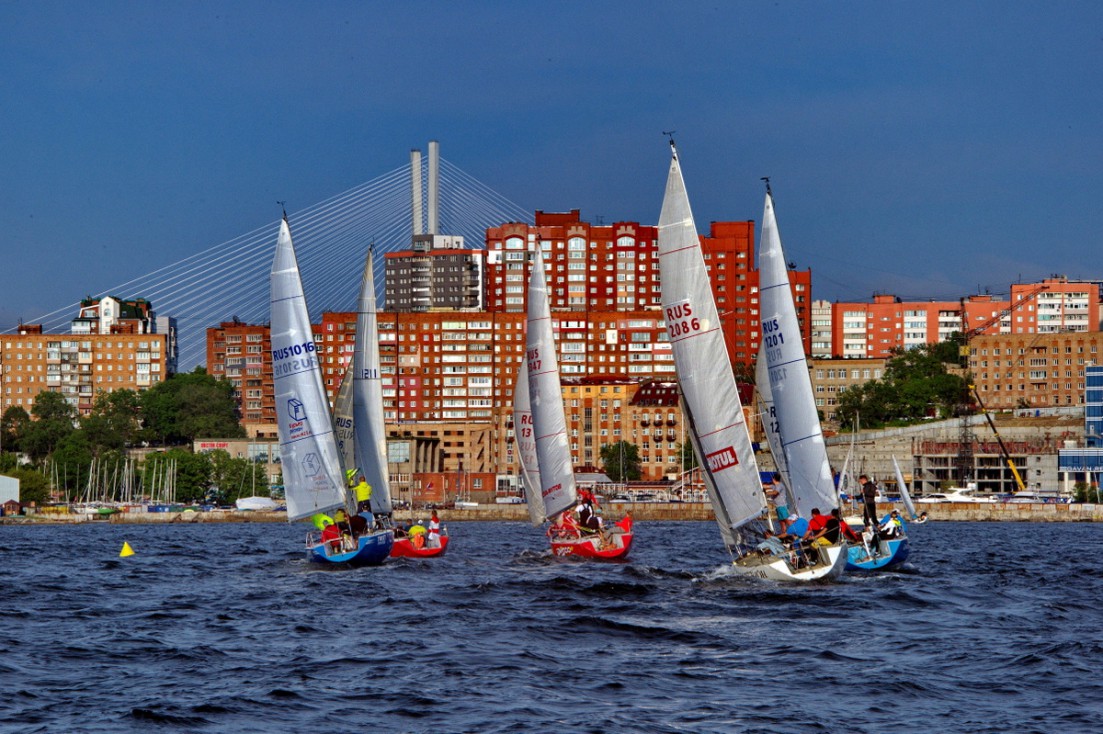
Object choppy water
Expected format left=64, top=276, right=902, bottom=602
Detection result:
left=1, top=520, right=1101, bottom=733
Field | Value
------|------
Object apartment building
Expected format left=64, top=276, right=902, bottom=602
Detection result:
left=829, top=277, right=1100, bottom=359
left=205, top=320, right=276, bottom=438
left=810, top=357, right=888, bottom=426
left=383, top=234, right=485, bottom=312
left=1, top=323, right=170, bottom=415
left=485, top=210, right=813, bottom=367
left=967, top=331, right=1103, bottom=409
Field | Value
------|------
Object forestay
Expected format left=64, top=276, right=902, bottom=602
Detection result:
left=525, top=247, right=577, bottom=521
left=270, top=218, right=349, bottom=522
left=757, top=191, right=837, bottom=517
left=657, top=145, right=766, bottom=548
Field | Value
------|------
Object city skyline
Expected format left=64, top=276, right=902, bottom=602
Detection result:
left=2, top=2, right=1101, bottom=328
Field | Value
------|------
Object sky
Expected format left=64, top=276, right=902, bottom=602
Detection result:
left=2, top=1, right=1101, bottom=328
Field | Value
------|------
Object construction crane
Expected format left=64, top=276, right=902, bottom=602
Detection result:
left=969, top=383, right=1027, bottom=493
left=954, top=284, right=1048, bottom=486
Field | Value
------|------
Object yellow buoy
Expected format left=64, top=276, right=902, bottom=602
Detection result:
left=119, top=541, right=135, bottom=558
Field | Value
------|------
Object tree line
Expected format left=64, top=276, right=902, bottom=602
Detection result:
left=0, top=369, right=264, bottom=507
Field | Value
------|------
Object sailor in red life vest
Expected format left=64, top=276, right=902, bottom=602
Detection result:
left=427, top=510, right=442, bottom=548
left=320, top=519, right=342, bottom=554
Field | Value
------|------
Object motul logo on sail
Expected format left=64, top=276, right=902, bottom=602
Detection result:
left=705, top=447, right=739, bottom=472
left=542, top=483, right=561, bottom=498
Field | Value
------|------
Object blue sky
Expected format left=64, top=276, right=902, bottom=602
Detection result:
left=2, top=1, right=1101, bottom=328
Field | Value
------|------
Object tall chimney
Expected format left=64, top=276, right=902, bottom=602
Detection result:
left=410, top=148, right=423, bottom=236
left=428, top=139, right=439, bottom=235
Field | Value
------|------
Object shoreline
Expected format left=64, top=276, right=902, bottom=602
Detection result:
left=3, top=501, right=1101, bottom=525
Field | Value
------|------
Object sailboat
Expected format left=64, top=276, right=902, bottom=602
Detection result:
left=524, top=247, right=633, bottom=559
left=847, top=455, right=914, bottom=570
left=657, top=141, right=842, bottom=581
left=755, top=177, right=847, bottom=577
left=271, top=215, right=393, bottom=565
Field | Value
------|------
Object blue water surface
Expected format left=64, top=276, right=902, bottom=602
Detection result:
left=1, top=520, right=1101, bottom=733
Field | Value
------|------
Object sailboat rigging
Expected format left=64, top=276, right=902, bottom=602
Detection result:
left=271, top=216, right=392, bottom=565
left=657, top=141, right=843, bottom=581
left=524, top=246, right=633, bottom=559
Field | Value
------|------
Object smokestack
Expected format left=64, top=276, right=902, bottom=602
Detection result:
left=410, top=148, right=423, bottom=236
left=428, top=139, right=439, bottom=235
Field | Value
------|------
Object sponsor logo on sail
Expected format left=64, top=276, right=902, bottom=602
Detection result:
left=302, top=452, right=321, bottom=477
left=705, top=446, right=739, bottom=472
left=542, top=483, right=561, bottom=499
left=287, top=397, right=307, bottom=422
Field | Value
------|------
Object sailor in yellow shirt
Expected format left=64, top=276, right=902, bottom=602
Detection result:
left=354, top=474, right=372, bottom=514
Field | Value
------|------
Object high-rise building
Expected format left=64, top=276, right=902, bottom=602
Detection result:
left=384, top=235, right=485, bottom=312
left=485, top=210, right=812, bottom=366
left=206, top=320, right=275, bottom=437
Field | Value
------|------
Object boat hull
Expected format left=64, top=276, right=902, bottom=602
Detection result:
left=550, top=531, right=633, bottom=560
left=732, top=543, right=846, bottom=582
left=391, top=534, right=450, bottom=558
left=550, top=516, right=634, bottom=560
left=307, top=529, right=394, bottom=566
left=846, top=536, right=909, bottom=571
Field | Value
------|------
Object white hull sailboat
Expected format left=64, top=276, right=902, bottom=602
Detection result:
left=755, top=180, right=846, bottom=578
left=657, top=142, right=840, bottom=581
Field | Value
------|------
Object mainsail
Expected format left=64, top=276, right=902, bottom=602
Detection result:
left=270, top=217, right=349, bottom=522
left=352, top=250, right=392, bottom=515
left=657, top=144, right=767, bottom=548
left=525, top=247, right=577, bottom=521
left=757, top=188, right=837, bottom=517
left=512, top=360, right=545, bottom=525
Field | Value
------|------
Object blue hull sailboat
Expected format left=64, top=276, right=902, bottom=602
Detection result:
left=270, top=215, right=392, bottom=565
left=847, top=456, right=914, bottom=571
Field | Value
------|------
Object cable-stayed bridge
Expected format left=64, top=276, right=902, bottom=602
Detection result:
left=9, top=155, right=533, bottom=372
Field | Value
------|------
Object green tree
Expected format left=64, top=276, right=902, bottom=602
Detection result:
left=208, top=449, right=268, bottom=503
left=836, top=344, right=967, bottom=430
left=676, top=441, right=698, bottom=472
left=49, top=431, right=94, bottom=501
left=2, top=406, right=31, bottom=454
left=143, top=449, right=213, bottom=504
left=22, top=392, right=77, bottom=462
left=140, top=368, right=245, bottom=445
left=4, top=468, right=50, bottom=506
left=600, top=440, right=642, bottom=482
left=81, top=389, right=142, bottom=455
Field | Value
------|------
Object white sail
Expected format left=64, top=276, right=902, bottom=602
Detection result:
left=333, top=362, right=354, bottom=475
left=657, top=144, right=766, bottom=548
left=512, top=360, right=545, bottom=525
left=757, top=190, right=837, bottom=517
left=892, top=455, right=918, bottom=520
left=352, top=250, right=392, bottom=515
left=270, top=217, right=349, bottom=522
left=525, top=247, right=577, bottom=521
left=756, top=347, right=796, bottom=511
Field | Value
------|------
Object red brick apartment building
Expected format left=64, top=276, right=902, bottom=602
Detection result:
left=830, top=277, right=1098, bottom=359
